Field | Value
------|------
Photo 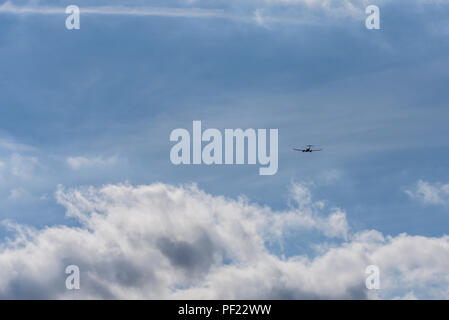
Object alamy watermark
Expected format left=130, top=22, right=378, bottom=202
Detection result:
left=365, top=265, right=380, bottom=290
left=365, top=5, right=380, bottom=30
left=170, top=121, right=278, bottom=175
left=65, top=265, right=80, bottom=290
left=66, top=5, right=80, bottom=30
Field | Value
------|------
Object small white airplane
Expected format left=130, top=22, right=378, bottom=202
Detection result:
left=293, top=144, right=322, bottom=153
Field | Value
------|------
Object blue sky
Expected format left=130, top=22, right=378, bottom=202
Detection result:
left=0, top=0, right=448, bottom=299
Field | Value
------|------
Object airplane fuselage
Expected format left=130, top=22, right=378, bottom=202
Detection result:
left=292, top=146, right=321, bottom=153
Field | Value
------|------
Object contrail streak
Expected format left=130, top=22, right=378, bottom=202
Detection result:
left=0, top=1, right=340, bottom=26
left=0, top=1, right=241, bottom=20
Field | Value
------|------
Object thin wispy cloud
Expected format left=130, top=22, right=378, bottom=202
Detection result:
left=0, top=1, right=353, bottom=26
left=9, top=153, right=39, bottom=180
left=0, top=2, right=239, bottom=20
left=0, top=138, right=35, bottom=152
left=66, top=155, right=118, bottom=170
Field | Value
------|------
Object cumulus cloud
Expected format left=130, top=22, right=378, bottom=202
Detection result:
left=66, top=155, right=117, bottom=170
left=405, top=180, right=449, bottom=206
left=0, top=182, right=447, bottom=299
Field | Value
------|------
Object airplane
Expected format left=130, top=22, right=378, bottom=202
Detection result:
left=293, top=144, right=322, bottom=153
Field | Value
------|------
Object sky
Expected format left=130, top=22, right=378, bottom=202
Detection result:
left=0, top=0, right=449, bottom=299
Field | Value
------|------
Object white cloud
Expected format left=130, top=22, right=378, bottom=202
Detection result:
left=0, top=182, right=447, bottom=299
left=9, top=153, right=39, bottom=179
left=0, top=138, right=35, bottom=152
left=405, top=180, right=449, bottom=206
left=1, top=0, right=446, bottom=24
left=265, top=0, right=365, bottom=16
left=8, top=188, right=30, bottom=201
left=0, top=2, right=234, bottom=19
left=319, top=169, right=343, bottom=185
left=0, top=0, right=371, bottom=27
left=0, top=161, right=4, bottom=180
left=1, top=0, right=444, bottom=29
left=66, top=155, right=117, bottom=170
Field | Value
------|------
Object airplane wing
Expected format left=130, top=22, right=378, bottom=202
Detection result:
left=311, top=149, right=322, bottom=152
left=292, top=148, right=304, bottom=152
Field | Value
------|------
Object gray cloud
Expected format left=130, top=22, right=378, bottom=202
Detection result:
left=0, top=182, right=447, bottom=299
